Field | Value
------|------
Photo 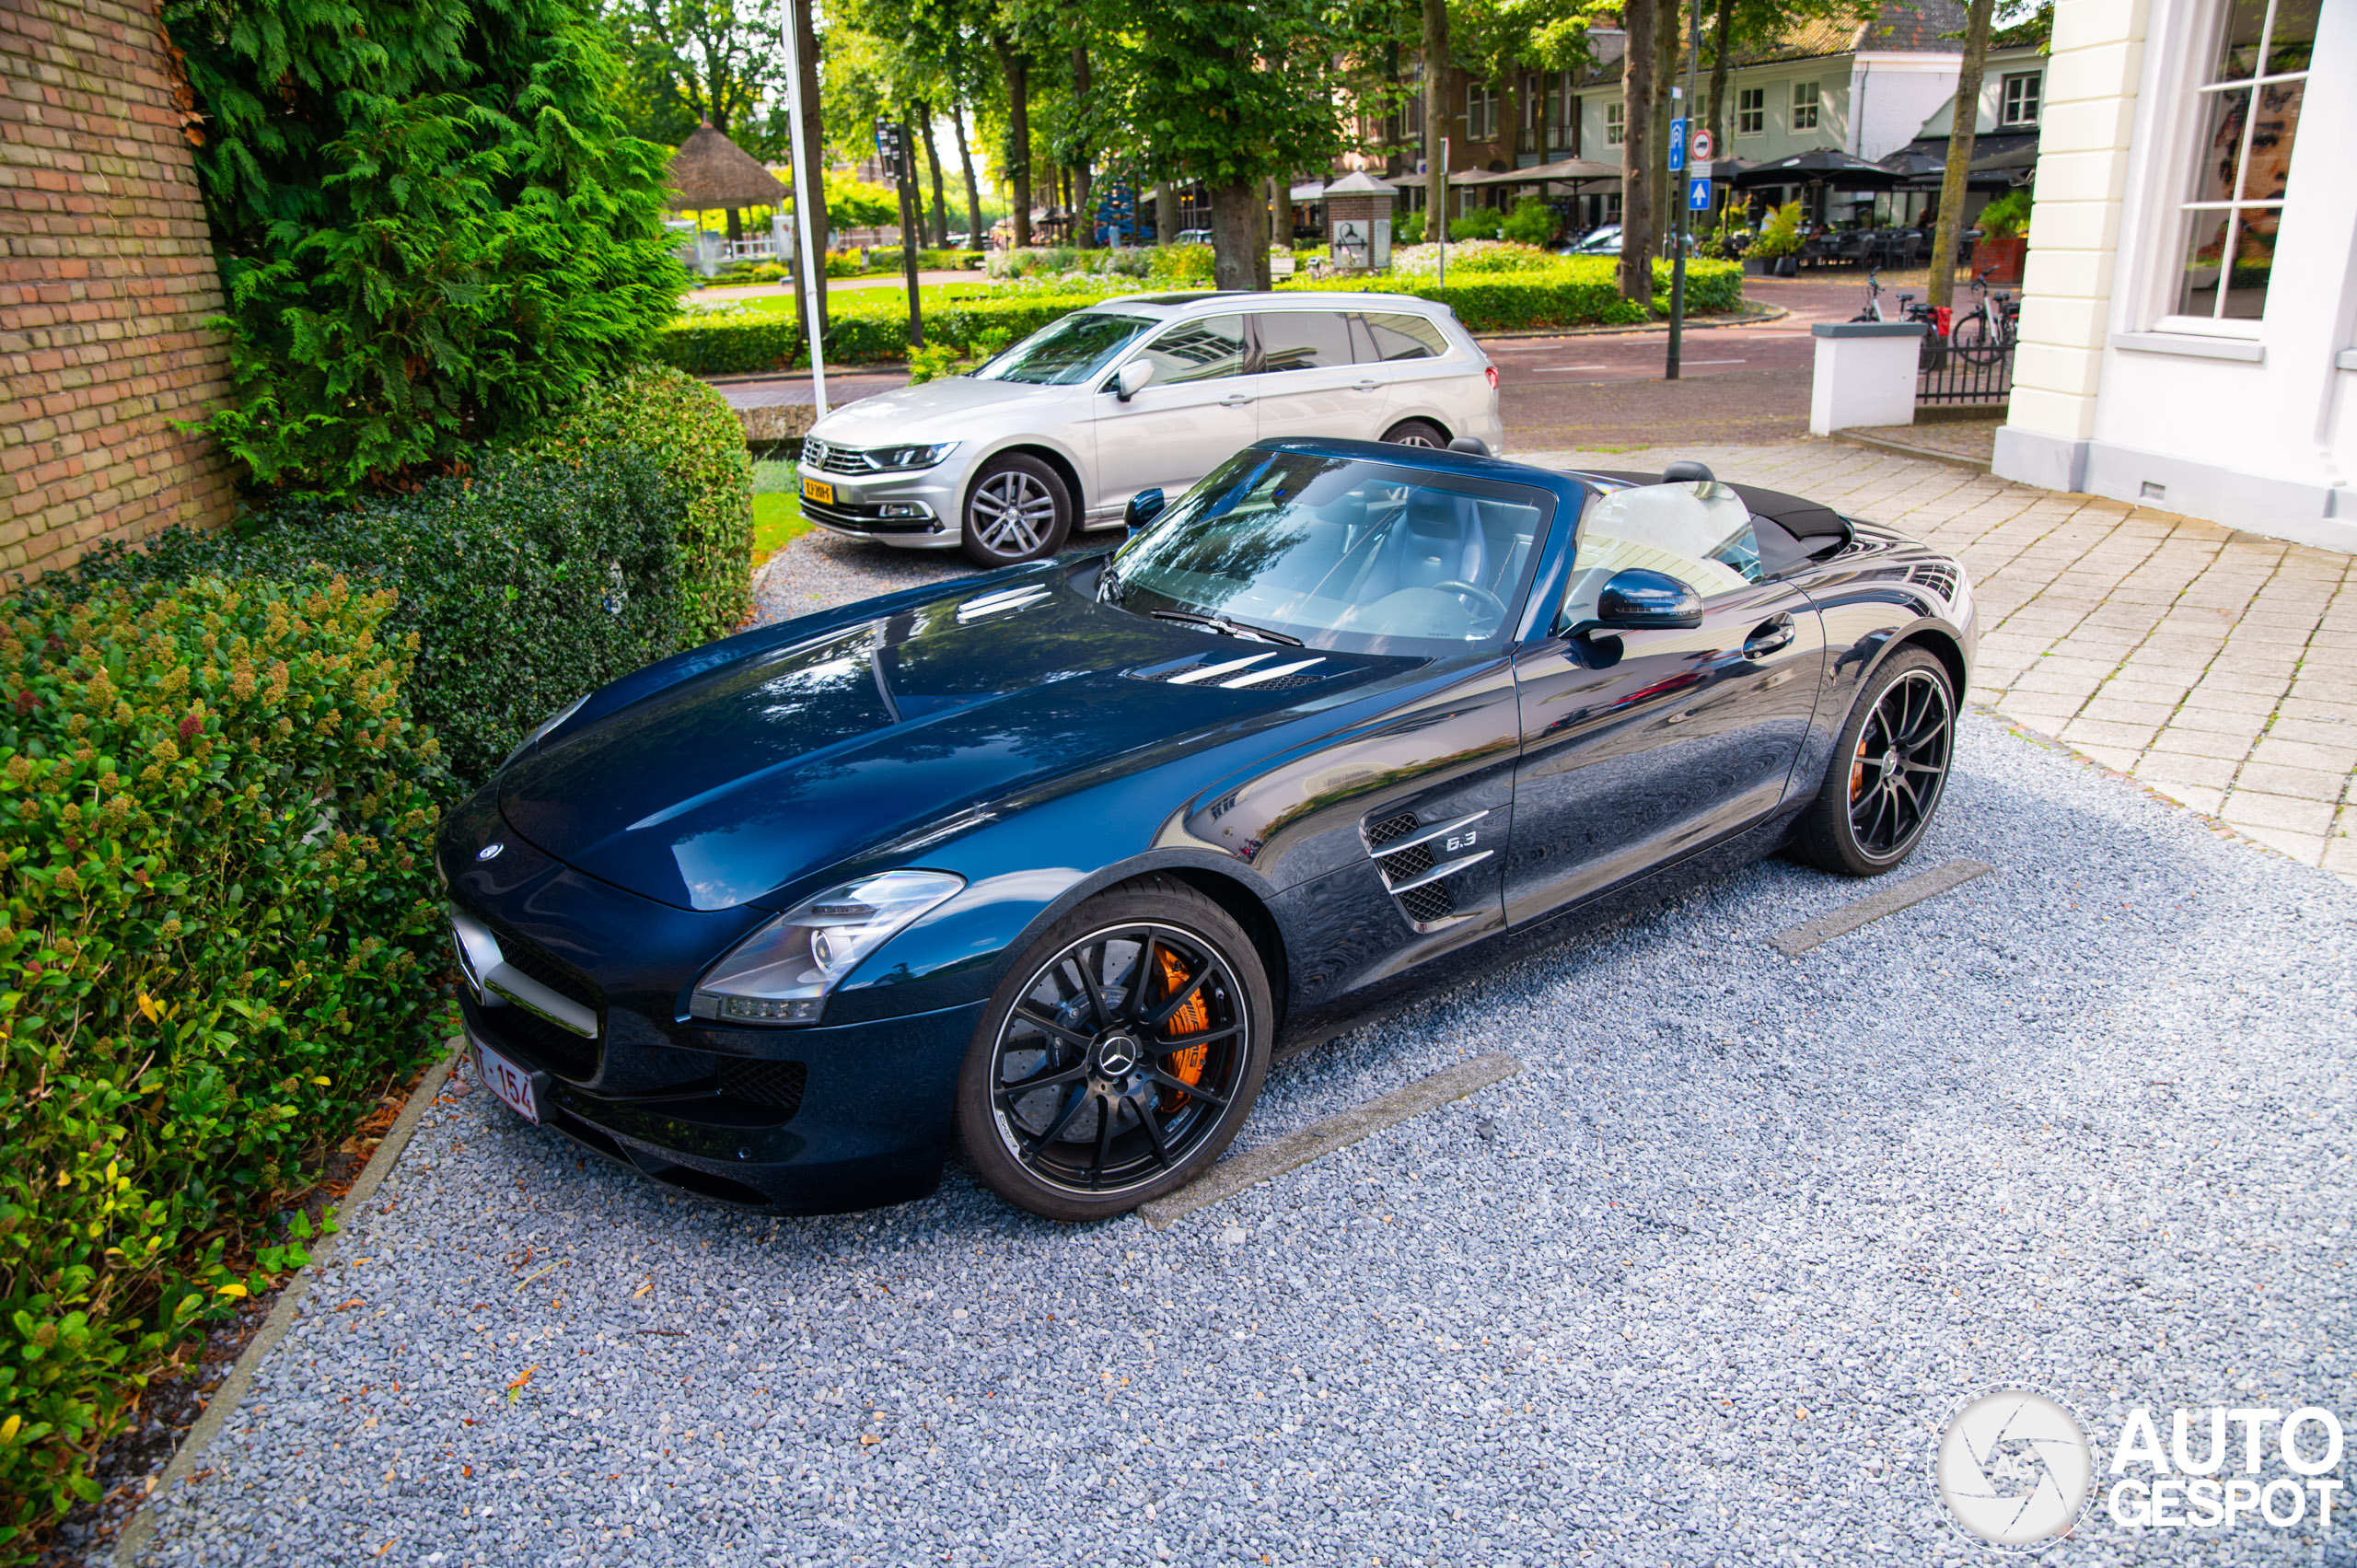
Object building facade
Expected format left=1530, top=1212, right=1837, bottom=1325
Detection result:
left=1994, top=0, right=2351, bottom=550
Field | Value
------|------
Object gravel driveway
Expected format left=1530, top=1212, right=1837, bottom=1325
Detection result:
left=127, top=687, right=2357, bottom=1566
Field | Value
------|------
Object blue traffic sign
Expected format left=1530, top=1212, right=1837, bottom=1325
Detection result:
left=1667, top=118, right=1687, bottom=172
left=1689, top=176, right=1712, bottom=211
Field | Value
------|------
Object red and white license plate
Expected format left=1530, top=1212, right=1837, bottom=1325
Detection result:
left=473, top=1037, right=542, bottom=1125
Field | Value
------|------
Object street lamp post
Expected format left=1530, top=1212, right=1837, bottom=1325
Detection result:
left=780, top=0, right=828, bottom=418
left=1666, top=0, right=1702, bottom=383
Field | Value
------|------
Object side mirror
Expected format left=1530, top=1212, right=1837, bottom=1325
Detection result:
left=1115, top=359, right=1155, bottom=401
left=1596, top=568, right=1703, bottom=631
left=1123, top=488, right=1167, bottom=535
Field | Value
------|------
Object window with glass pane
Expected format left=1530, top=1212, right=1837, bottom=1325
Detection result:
left=2175, top=0, right=2315, bottom=321
left=2000, top=72, right=2041, bottom=125
left=1259, top=313, right=1354, bottom=374
left=1467, top=83, right=1497, bottom=139
left=1792, top=82, right=1820, bottom=131
left=1134, top=316, right=1248, bottom=384
left=1736, top=87, right=1765, bottom=136
left=1606, top=101, right=1626, bottom=145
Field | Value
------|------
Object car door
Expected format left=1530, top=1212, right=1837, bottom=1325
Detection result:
left=1086, top=313, right=1255, bottom=512
left=1504, top=481, right=1828, bottom=925
left=1249, top=310, right=1389, bottom=441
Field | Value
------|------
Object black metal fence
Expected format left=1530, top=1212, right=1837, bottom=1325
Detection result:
left=1917, top=338, right=2014, bottom=406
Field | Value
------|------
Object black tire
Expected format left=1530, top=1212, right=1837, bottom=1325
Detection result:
left=1380, top=418, right=1449, bottom=448
left=1793, top=646, right=1956, bottom=877
left=956, top=876, right=1272, bottom=1222
left=959, top=454, right=1072, bottom=568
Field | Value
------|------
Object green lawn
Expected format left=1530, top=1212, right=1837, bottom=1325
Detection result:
left=750, top=461, right=812, bottom=564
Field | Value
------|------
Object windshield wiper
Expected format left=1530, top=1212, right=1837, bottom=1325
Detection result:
left=1146, top=609, right=1303, bottom=646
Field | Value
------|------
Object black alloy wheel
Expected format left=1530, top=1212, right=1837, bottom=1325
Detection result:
left=1380, top=418, right=1448, bottom=448
left=960, top=453, right=1073, bottom=568
left=957, top=877, right=1271, bottom=1221
left=1794, top=646, right=1955, bottom=877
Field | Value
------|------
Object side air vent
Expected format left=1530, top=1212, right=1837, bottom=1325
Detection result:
left=1909, top=562, right=1960, bottom=600
left=1359, top=808, right=1492, bottom=932
left=956, top=584, right=1052, bottom=623
left=1131, top=651, right=1330, bottom=691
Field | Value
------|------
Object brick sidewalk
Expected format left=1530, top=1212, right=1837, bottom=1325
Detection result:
left=1522, top=441, right=2357, bottom=883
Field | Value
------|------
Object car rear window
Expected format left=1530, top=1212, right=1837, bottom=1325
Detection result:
left=1355, top=312, right=1450, bottom=362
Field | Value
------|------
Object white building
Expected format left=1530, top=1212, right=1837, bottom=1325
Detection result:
left=1995, top=0, right=2351, bottom=550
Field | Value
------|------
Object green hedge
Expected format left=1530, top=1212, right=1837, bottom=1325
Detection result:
left=655, top=294, right=1111, bottom=375
left=82, top=450, right=690, bottom=789
left=0, top=575, right=447, bottom=1550
left=505, top=367, right=753, bottom=645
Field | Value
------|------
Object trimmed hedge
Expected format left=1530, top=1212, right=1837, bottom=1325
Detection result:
left=82, top=451, right=689, bottom=789
left=655, top=260, right=1746, bottom=372
left=0, top=575, right=447, bottom=1550
left=505, top=367, right=754, bottom=645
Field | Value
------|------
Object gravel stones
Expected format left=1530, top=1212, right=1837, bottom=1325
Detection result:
left=125, top=710, right=2357, bottom=1566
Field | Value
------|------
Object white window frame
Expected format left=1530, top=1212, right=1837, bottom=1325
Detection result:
left=1736, top=86, right=1766, bottom=137
left=1604, top=100, right=1625, bottom=146
left=1791, top=80, right=1820, bottom=132
left=1999, top=71, right=2041, bottom=126
left=1467, top=81, right=1498, bottom=140
left=2140, top=0, right=2312, bottom=337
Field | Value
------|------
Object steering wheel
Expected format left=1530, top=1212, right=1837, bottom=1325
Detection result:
left=1433, top=579, right=1508, bottom=626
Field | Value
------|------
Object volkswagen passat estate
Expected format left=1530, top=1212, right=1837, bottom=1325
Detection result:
left=794, top=292, right=1504, bottom=567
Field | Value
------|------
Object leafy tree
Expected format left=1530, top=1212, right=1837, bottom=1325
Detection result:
left=605, top=0, right=792, bottom=157
left=166, top=0, right=684, bottom=496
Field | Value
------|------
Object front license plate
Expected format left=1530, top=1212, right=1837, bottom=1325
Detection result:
left=473, top=1038, right=541, bottom=1125
left=800, top=476, right=834, bottom=505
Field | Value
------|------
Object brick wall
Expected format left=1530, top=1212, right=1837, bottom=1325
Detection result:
left=0, top=0, right=237, bottom=582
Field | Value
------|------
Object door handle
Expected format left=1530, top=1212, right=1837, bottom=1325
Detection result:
left=1218, top=392, right=1254, bottom=407
left=1353, top=379, right=1382, bottom=392
left=1744, top=615, right=1795, bottom=659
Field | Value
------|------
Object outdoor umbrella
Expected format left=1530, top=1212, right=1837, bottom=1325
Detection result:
left=1732, top=147, right=1900, bottom=191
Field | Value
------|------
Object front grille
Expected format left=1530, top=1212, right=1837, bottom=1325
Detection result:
left=1910, top=561, right=1960, bottom=599
left=489, top=929, right=600, bottom=1014
left=1366, top=812, right=1420, bottom=848
left=1398, top=882, right=1455, bottom=923
left=798, top=438, right=865, bottom=475
left=718, top=1058, right=808, bottom=1117
left=478, top=1006, right=599, bottom=1082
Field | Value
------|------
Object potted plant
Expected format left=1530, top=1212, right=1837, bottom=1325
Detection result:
left=1969, top=191, right=2032, bottom=285
left=1744, top=201, right=1802, bottom=276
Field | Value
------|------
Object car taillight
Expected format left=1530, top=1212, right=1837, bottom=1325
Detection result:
left=1485, top=365, right=1500, bottom=389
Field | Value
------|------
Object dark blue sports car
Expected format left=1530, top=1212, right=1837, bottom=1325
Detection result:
left=438, top=439, right=1974, bottom=1221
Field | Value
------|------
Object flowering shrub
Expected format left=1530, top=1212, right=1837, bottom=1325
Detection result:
left=0, top=575, right=448, bottom=1552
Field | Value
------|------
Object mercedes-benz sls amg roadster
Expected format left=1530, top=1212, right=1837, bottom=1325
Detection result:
left=438, top=439, right=1973, bottom=1221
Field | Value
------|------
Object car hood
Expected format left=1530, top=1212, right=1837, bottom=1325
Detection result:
left=499, top=575, right=1389, bottom=911
left=808, top=375, right=1071, bottom=441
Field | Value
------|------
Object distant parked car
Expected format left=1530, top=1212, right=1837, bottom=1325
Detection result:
left=1558, top=224, right=1622, bottom=257
left=794, top=292, right=1504, bottom=567
left=1170, top=228, right=1213, bottom=247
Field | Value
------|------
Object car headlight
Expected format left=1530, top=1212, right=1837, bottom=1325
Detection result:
left=505, top=693, right=587, bottom=767
left=689, top=869, right=965, bottom=1025
left=860, top=442, right=958, bottom=471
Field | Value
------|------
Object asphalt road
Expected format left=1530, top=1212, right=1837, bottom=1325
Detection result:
left=128, top=691, right=2356, bottom=1561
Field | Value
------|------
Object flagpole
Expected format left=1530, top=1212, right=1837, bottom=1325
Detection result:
left=781, top=0, right=828, bottom=417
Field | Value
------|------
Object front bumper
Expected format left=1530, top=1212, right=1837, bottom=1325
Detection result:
left=465, top=991, right=983, bottom=1213
left=795, top=452, right=973, bottom=549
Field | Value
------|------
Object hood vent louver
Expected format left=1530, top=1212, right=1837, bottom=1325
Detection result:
left=1908, top=562, right=1960, bottom=600
left=1132, top=650, right=1330, bottom=691
left=955, top=584, right=1053, bottom=623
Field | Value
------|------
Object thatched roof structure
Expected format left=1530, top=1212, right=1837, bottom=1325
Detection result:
left=667, top=122, right=789, bottom=211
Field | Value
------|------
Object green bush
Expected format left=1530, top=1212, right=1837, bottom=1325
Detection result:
left=1750, top=201, right=1804, bottom=259
left=918, top=249, right=987, bottom=271
left=1650, top=257, right=1746, bottom=318
left=0, top=574, right=448, bottom=1550
left=824, top=252, right=866, bottom=278
left=82, top=452, right=690, bottom=789
left=1976, top=190, right=2033, bottom=240
left=1145, top=244, right=1214, bottom=284
left=506, top=367, right=754, bottom=645
left=164, top=0, right=683, bottom=496
left=1501, top=197, right=1561, bottom=248
left=1395, top=210, right=1426, bottom=245
left=1449, top=208, right=1506, bottom=242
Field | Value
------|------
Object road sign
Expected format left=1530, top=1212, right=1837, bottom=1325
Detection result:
left=1688, top=176, right=1712, bottom=211
left=1691, top=128, right=1714, bottom=163
left=1667, top=117, right=1687, bottom=172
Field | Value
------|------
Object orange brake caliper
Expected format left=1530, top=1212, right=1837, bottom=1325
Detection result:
left=1155, top=947, right=1209, bottom=1109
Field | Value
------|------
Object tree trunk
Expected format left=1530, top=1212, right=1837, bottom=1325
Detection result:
left=1706, top=0, right=1735, bottom=155
left=953, top=102, right=983, bottom=247
left=917, top=100, right=949, bottom=247
left=1421, top=0, right=1448, bottom=238
left=726, top=206, right=743, bottom=242
left=994, top=39, right=1033, bottom=249
left=793, top=0, right=829, bottom=329
left=1619, top=0, right=1655, bottom=302
left=1928, top=0, right=1996, bottom=308
left=1155, top=181, right=1178, bottom=244
left=1209, top=180, right=1259, bottom=290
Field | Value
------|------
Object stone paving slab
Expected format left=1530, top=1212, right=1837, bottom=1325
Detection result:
left=1520, top=441, right=2357, bottom=884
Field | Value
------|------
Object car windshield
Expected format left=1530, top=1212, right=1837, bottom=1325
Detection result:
left=971, top=312, right=1157, bottom=385
left=1102, top=450, right=1552, bottom=656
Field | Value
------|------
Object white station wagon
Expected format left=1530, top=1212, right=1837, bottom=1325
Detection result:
left=795, top=291, right=1504, bottom=567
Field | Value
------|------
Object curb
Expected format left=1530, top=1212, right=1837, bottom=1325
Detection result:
left=1474, top=303, right=1789, bottom=343
left=108, top=1040, right=462, bottom=1568
left=1836, top=429, right=1992, bottom=472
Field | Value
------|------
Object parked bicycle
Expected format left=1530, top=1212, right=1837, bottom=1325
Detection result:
left=1949, top=266, right=2017, bottom=365
left=1852, top=270, right=1947, bottom=370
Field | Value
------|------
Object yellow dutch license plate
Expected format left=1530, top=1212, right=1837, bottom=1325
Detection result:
left=800, top=477, right=834, bottom=505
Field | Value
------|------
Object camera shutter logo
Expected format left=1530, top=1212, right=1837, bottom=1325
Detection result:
left=1935, top=1388, right=2094, bottom=1550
